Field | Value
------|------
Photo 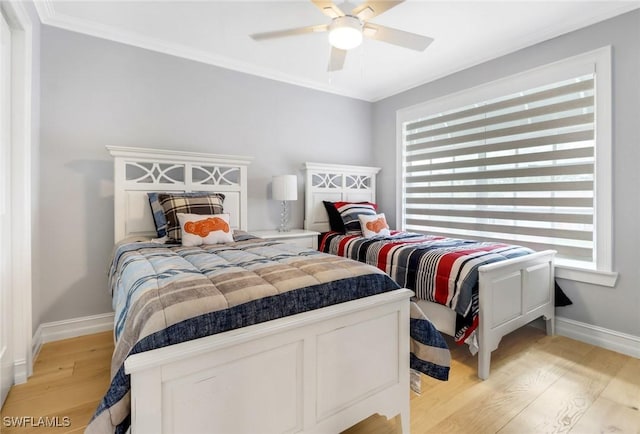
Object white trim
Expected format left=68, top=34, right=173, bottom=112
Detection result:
left=556, top=316, right=640, bottom=359
left=0, top=0, right=34, bottom=384
left=592, top=47, right=613, bottom=273
left=397, top=47, right=608, bottom=121
left=33, top=1, right=640, bottom=103
left=33, top=1, right=369, bottom=102
left=31, top=326, right=42, bottom=362
left=395, top=110, right=405, bottom=230
left=555, top=263, right=618, bottom=287
left=12, top=359, right=28, bottom=385
left=26, top=313, right=640, bottom=379
left=31, top=312, right=115, bottom=359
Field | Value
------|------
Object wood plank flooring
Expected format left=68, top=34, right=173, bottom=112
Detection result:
left=1, top=326, right=638, bottom=433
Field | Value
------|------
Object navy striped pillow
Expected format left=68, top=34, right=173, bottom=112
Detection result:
left=334, top=201, right=377, bottom=235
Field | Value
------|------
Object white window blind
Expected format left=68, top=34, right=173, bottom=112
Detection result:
left=401, top=74, right=595, bottom=263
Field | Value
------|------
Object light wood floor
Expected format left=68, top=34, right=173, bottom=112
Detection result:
left=1, top=326, right=639, bottom=433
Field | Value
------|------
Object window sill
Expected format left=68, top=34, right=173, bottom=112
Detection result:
left=555, top=263, right=618, bottom=287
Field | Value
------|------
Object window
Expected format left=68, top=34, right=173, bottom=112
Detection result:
left=397, top=47, right=616, bottom=286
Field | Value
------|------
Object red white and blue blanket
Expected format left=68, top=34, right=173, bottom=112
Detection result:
left=320, top=231, right=534, bottom=343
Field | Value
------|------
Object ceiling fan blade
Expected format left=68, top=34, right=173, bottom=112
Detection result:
left=311, top=1, right=345, bottom=18
left=327, top=47, right=347, bottom=71
left=352, top=1, right=404, bottom=20
left=251, top=24, right=328, bottom=41
left=363, top=23, right=433, bottom=51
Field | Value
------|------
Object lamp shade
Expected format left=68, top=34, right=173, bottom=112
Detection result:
left=272, top=175, right=298, bottom=201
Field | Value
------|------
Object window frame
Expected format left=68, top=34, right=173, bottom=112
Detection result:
left=396, top=46, right=617, bottom=287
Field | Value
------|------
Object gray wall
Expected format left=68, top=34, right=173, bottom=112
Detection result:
left=38, top=10, right=640, bottom=340
left=39, top=26, right=372, bottom=323
left=372, top=10, right=640, bottom=337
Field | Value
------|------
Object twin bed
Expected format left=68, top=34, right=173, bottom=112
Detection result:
left=90, top=147, right=556, bottom=434
left=303, top=162, right=556, bottom=380
left=88, top=147, right=449, bottom=434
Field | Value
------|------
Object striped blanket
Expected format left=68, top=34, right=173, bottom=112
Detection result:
left=320, top=231, right=534, bottom=343
left=88, top=236, right=449, bottom=434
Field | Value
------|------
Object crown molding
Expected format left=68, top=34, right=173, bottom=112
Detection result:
left=33, top=0, right=371, bottom=102
left=32, top=1, right=640, bottom=104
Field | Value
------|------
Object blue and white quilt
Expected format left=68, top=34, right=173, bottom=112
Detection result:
left=87, top=237, right=450, bottom=434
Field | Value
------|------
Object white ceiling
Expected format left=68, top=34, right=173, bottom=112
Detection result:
left=35, top=0, right=640, bottom=101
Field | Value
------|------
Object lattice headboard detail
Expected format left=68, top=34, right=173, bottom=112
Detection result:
left=108, top=146, right=252, bottom=243
left=303, top=162, right=381, bottom=233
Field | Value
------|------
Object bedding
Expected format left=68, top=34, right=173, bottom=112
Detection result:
left=322, top=200, right=347, bottom=232
left=157, top=192, right=226, bottom=242
left=147, top=191, right=215, bottom=238
left=323, top=200, right=378, bottom=234
left=359, top=213, right=391, bottom=238
left=88, top=235, right=449, bottom=434
left=320, top=230, right=535, bottom=344
left=177, top=212, right=233, bottom=246
left=333, top=201, right=378, bottom=234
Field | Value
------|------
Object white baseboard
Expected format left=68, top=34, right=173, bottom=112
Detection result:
left=32, top=312, right=114, bottom=360
left=555, top=316, right=640, bottom=359
left=13, top=359, right=28, bottom=384
left=28, top=313, right=639, bottom=367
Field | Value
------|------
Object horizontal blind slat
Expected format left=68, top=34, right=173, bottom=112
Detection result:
left=404, top=218, right=593, bottom=241
left=407, top=96, right=594, bottom=140
left=405, top=208, right=592, bottom=224
left=405, top=180, right=593, bottom=194
left=407, top=113, right=593, bottom=150
left=405, top=196, right=593, bottom=207
left=405, top=130, right=593, bottom=162
left=405, top=147, right=594, bottom=173
left=406, top=79, right=594, bottom=130
left=406, top=163, right=593, bottom=183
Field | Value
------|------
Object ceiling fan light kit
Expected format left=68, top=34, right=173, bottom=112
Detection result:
left=328, top=16, right=363, bottom=50
left=250, top=0, right=433, bottom=72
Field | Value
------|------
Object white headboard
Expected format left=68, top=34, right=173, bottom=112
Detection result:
left=303, top=162, right=381, bottom=233
left=108, top=146, right=252, bottom=243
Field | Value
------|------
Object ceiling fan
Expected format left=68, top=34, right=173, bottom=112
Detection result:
left=250, top=0, right=434, bottom=72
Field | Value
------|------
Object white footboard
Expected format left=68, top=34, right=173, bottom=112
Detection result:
left=477, top=249, right=556, bottom=379
left=124, top=288, right=413, bottom=434
left=414, top=249, right=555, bottom=380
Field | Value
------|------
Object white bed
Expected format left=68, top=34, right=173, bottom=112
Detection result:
left=105, top=147, right=413, bottom=434
left=303, top=161, right=556, bottom=380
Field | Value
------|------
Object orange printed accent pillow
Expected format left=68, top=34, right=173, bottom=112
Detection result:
left=358, top=213, right=391, bottom=238
left=177, top=213, right=234, bottom=246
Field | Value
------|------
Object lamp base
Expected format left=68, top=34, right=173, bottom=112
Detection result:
left=278, top=200, right=290, bottom=232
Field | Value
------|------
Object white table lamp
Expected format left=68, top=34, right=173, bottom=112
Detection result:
left=272, top=174, right=298, bottom=232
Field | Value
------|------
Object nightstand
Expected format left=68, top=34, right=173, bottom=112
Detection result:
left=250, top=229, right=320, bottom=249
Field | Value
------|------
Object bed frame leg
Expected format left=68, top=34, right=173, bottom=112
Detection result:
left=545, top=315, right=555, bottom=336
left=398, top=409, right=410, bottom=434
left=478, top=347, right=491, bottom=380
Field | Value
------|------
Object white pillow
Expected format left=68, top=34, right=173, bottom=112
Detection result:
left=358, top=213, right=391, bottom=238
left=177, top=213, right=234, bottom=246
